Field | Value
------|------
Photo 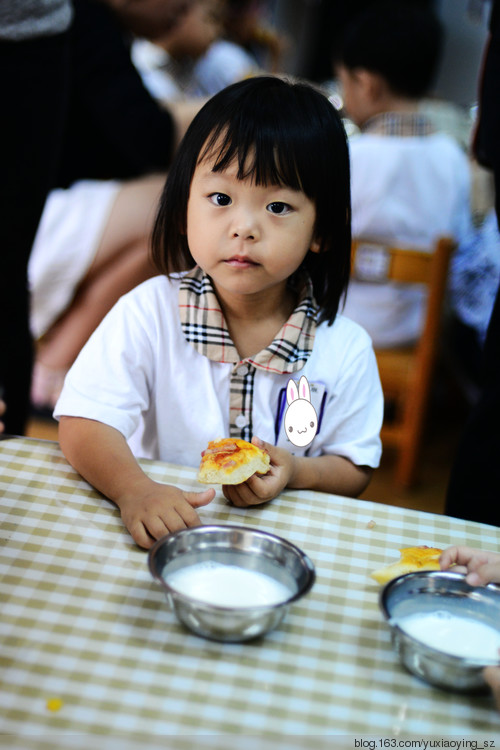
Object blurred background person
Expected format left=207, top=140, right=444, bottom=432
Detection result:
left=447, top=206, right=500, bottom=399
left=334, top=1, right=474, bottom=349
left=222, top=0, right=287, bottom=73
left=131, top=0, right=230, bottom=100
left=53, top=0, right=196, bottom=188
left=28, top=173, right=164, bottom=410
left=131, top=0, right=276, bottom=101
left=1, top=0, right=201, bottom=435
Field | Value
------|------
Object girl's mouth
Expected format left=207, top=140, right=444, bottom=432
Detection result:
left=225, top=256, right=259, bottom=268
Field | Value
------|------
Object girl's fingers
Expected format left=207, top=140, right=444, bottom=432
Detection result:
left=185, top=488, right=215, bottom=507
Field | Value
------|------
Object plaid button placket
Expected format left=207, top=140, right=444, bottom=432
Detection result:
left=229, top=363, right=255, bottom=440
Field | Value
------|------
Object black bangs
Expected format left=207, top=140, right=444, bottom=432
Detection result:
left=196, top=79, right=325, bottom=194
left=199, top=121, right=305, bottom=192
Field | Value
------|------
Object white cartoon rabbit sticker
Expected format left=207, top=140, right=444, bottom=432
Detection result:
left=284, top=375, right=318, bottom=448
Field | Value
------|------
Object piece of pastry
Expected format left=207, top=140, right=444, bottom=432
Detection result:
left=197, top=438, right=270, bottom=485
left=371, top=546, right=442, bottom=584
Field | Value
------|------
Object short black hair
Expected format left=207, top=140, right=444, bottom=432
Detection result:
left=335, top=2, right=444, bottom=98
left=151, top=76, right=351, bottom=325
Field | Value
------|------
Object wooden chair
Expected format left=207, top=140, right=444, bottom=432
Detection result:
left=351, top=237, right=455, bottom=488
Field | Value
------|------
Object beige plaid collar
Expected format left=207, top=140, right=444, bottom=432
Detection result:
left=178, top=267, right=318, bottom=440
left=362, top=111, right=434, bottom=137
left=178, top=266, right=318, bottom=374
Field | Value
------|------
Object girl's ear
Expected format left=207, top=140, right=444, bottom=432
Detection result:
left=309, top=237, right=321, bottom=254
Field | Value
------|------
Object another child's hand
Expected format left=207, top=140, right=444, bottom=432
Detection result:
left=441, top=545, right=500, bottom=713
left=118, top=480, right=215, bottom=549
left=222, top=437, right=295, bottom=508
left=484, top=667, right=500, bottom=712
left=440, top=545, right=500, bottom=586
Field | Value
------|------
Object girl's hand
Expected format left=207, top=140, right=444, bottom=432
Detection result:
left=59, top=417, right=215, bottom=549
left=440, top=545, right=500, bottom=586
left=0, top=399, right=5, bottom=433
left=118, top=481, right=215, bottom=549
left=222, top=437, right=295, bottom=507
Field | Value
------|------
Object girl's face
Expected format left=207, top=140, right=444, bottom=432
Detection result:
left=186, top=153, right=320, bottom=305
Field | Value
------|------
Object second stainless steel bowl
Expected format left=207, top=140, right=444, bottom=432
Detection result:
left=380, top=570, right=500, bottom=693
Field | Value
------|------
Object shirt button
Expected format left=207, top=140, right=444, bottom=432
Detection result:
left=236, top=364, right=249, bottom=376
left=235, top=415, right=248, bottom=428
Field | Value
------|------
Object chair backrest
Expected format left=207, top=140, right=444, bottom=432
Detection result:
left=351, top=236, right=455, bottom=488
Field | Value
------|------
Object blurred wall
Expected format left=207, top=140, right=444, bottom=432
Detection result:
left=272, top=0, right=319, bottom=76
left=434, top=0, right=490, bottom=107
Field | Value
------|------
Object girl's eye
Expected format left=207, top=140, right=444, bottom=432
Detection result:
left=267, top=202, right=292, bottom=215
left=209, top=193, right=231, bottom=206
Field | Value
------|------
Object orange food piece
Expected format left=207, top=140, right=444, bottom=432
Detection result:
left=197, top=438, right=270, bottom=485
left=371, top=546, right=442, bottom=584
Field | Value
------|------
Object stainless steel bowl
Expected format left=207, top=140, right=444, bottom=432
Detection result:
left=148, top=525, right=315, bottom=642
left=380, top=571, right=500, bottom=693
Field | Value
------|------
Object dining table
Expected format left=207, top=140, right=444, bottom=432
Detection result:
left=1, top=436, right=500, bottom=746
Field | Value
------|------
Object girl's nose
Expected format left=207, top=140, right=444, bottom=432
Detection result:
left=232, top=228, right=256, bottom=240
left=230, top=212, right=259, bottom=241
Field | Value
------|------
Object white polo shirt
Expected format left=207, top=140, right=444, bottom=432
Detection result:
left=55, top=272, right=383, bottom=469
left=343, top=112, right=473, bottom=347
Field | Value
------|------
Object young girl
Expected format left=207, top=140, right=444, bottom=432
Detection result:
left=56, top=76, right=383, bottom=549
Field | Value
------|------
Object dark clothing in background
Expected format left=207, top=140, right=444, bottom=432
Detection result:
left=1, top=31, right=70, bottom=436
left=57, top=0, right=175, bottom=186
left=445, top=0, right=500, bottom=527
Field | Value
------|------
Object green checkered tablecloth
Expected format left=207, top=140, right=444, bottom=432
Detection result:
left=1, top=437, right=500, bottom=739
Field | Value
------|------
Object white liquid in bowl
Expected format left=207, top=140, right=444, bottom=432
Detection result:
left=396, top=610, right=500, bottom=661
left=164, top=560, right=293, bottom=608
